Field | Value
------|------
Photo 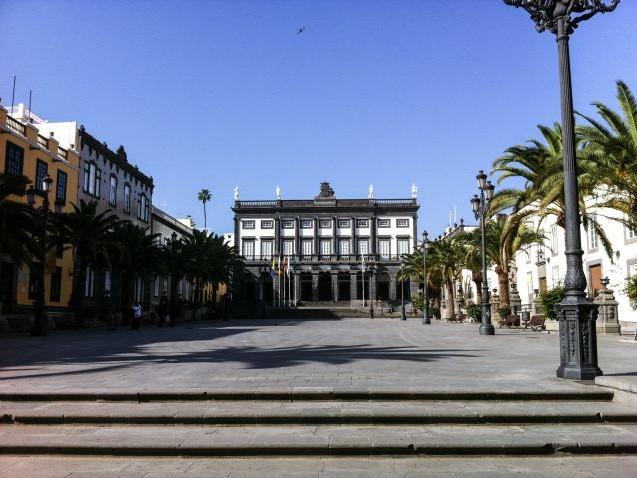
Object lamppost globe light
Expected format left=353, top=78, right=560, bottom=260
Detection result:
left=42, top=174, right=53, bottom=193
left=470, top=195, right=480, bottom=216
left=476, top=170, right=487, bottom=189
left=486, top=181, right=495, bottom=201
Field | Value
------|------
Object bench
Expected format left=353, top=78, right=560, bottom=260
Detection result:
left=525, top=315, right=545, bottom=331
left=499, top=315, right=519, bottom=328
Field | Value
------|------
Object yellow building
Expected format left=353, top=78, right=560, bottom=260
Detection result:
left=0, top=105, right=80, bottom=316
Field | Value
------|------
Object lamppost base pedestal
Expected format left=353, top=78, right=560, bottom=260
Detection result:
left=423, top=318, right=431, bottom=325
left=479, top=324, right=495, bottom=335
left=556, top=297, right=603, bottom=380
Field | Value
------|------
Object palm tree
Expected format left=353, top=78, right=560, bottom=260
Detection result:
left=108, top=222, right=162, bottom=313
left=197, top=189, right=212, bottom=230
left=0, top=173, right=35, bottom=266
left=58, top=200, right=119, bottom=311
left=491, top=123, right=612, bottom=258
left=400, top=246, right=443, bottom=313
left=578, top=80, right=637, bottom=225
left=486, top=215, right=544, bottom=311
left=456, top=229, right=485, bottom=304
left=428, top=238, right=465, bottom=320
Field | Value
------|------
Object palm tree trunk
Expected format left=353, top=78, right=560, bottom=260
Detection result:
left=203, top=202, right=207, bottom=230
left=472, top=278, right=483, bottom=303
left=498, top=269, right=511, bottom=311
left=442, top=279, right=455, bottom=319
left=69, top=251, right=84, bottom=312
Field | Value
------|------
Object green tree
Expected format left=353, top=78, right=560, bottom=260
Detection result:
left=0, top=173, right=35, bottom=266
left=197, top=189, right=212, bottom=230
left=578, top=80, right=637, bottom=226
left=108, top=222, right=162, bottom=312
left=491, top=122, right=612, bottom=258
left=58, top=200, right=119, bottom=311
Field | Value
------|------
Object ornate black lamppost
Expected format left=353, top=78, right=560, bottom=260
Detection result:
left=368, top=263, right=375, bottom=319
left=503, top=0, right=618, bottom=379
left=471, top=171, right=495, bottom=336
left=26, top=174, right=54, bottom=337
left=422, top=230, right=431, bottom=325
left=400, top=260, right=406, bottom=320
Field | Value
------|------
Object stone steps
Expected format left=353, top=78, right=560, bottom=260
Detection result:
left=3, top=400, right=636, bottom=426
left=2, top=423, right=637, bottom=456
left=2, top=388, right=636, bottom=458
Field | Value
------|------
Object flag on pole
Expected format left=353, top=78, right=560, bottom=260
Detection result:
left=286, top=255, right=290, bottom=277
left=270, top=256, right=277, bottom=278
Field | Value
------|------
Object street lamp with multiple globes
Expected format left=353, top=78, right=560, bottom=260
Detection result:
left=26, top=174, right=54, bottom=337
left=470, top=171, right=495, bottom=336
left=422, top=230, right=431, bottom=325
left=400, top=259, right=406, bottom=320
left=503, top=0, right=619, bottom=379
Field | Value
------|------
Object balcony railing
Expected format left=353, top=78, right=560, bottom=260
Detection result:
left=234, top=198, right=417, bottom=209
left=37, top=135, right=49, bottom=150
left=241, top=253, right=407, bottom=264
left=57, top=147, right=68, bottom=161
left=5, top=116, right=26, bottom=136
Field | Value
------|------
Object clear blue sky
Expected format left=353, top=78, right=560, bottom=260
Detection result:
left=1, top=0, right=635, bottom=235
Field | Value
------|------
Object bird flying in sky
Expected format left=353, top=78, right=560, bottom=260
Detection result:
left=297, top=26, right=305, bottom=34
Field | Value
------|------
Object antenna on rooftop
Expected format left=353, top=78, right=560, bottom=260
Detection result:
left=27, top=89, right=32, bottom=122
left=10, top=75, right=16, bottom=113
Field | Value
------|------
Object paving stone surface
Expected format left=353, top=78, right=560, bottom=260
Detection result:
left=1, top=455, right=637, bottom=477
left=1, top=318, right=636, bottom=393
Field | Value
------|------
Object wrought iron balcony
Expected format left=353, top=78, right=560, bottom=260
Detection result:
left=241, top=253, right=406, bottom=265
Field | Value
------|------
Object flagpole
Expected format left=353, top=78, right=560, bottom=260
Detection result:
left=283, top=255, right=286, bottom=308
left=361, top=254, right=366, bottom=308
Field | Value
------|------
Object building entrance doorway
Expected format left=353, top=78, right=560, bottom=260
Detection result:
left=589, top=264, right=602, bottom=298
left=338, top=273, right=350, bottom=301
left=262, top=275, right=273, bottom=303
left=318, top=273, right=332, bottom=301
left=356, top=272, right=369, bottom=302
left=376, top=273, right=390, bottom=301
left=300, top=273, right=313, bottom=302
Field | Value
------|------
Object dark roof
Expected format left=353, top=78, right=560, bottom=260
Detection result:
left=79, top=127, right=154, bottom=189
left=233, top=198, right=418, bottom=214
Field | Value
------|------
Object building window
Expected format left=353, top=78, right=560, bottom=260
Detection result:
left=301, top=239, right=313, bottom=256
left=123, top=184, right=131, bottom=213
left=337, top=219, right=350, bottom=228
left=83, top=162, right=101, bottom=197
left=84, top=267, right=95, bottom=297
left=551, top=265, right=560, bottom=287
left=50, top=267, right=62, bottom=302
left=396, top=218, right=409, bottom=228
left=56, top=170, right=67, bottom=203
left=153, top=277, right=160, bottom=297
left=588, top=220, right=599, bottom=250
left=550, top=225, right=559, bottom=255
left=261, top=220, right=274, bottom=229
left=242, top=220, right=255, bottom=230
left=109, top=175, right=117, bottom=206
left=356, top=219, right=369, bottom=228
left=283, top=239, right=295, bottom=255
left=137, top=193, right=149, bottom=222
left=320, top=239, right=332, bottom=256
left=104, top=270, right=112, bottom=293
left=357, top=239, right=369, bottom=255
left=282, top=219, right=294, bottom=229
left=339, top=239, right=350, bottom=255
left=261, top=240, right=273, bottom=259
left=242, top=239, right=255, bottom=259
left=28, top=263, right=42, bottom=300
left=319, top=219, right=332, bottom=229
left=397, top=238, right=410, bottom=255
left=377, top=219, right=391, bottom=228
left=5, top=141, right=24, bottom=176
left=35, top=159, right=48, bottom=191
left=378, top=239, right=390, bottom=258
left=301, top=219, right=313, bottom=229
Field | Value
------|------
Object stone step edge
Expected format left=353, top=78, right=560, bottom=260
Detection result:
left=1, top=442, right=636, bottom=457
left=5, top=413, right=637, bottom=426
left=0, top=390, right=614, bottom=402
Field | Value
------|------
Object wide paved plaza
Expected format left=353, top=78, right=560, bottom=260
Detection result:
left=3, top=317, right=637, bottom=477
left=1, top=317, right=636, bottom=393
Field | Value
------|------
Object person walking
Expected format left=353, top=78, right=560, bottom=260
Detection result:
left=157, top=292, right=169, bottom=327
left=132, top=302, right=142, bottom=330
